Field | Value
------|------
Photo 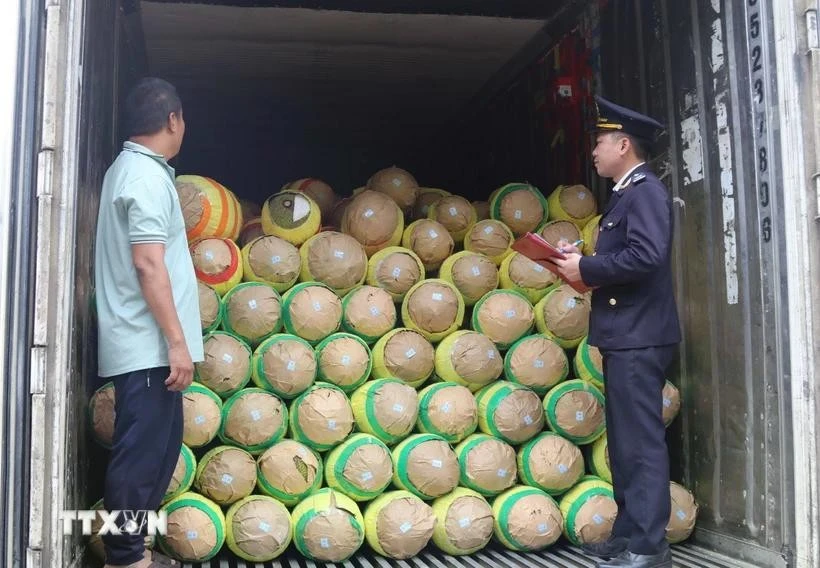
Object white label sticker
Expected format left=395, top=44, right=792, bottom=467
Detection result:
left=297, top=446, right=307, bottom=457
left=487, top=349, right=496, bottom=360
left=270, top=255, right=281, bottom=264
left=222, top=353, right=233, bottom=364
left=533, top=264, right=545, bottom=273
left=221, top=474, right=234, bottom=485
left=313, top=301, right=322, bottom=312
left=341, top=354, right=351, bottom=366
left=440, top=402, right=452, bottom=413
left=195, top=415, right=205, bottom=425
left=392, top=267, right=402, bottom=278
left=523, top=415, right=533, bottom=425
left=428, top=230, right=439, bottom=239
left=483, top=225, right=494, bottom=234
left=514, top=210, right=523, bottom=220
left=505, top=309, right=516, bottom=319
left=369, top=306, right=381, bottom=316
left=578, top=190, right=587, bottom=200
left=361, top=471, right=374, bottom=482
left=458, top=517, right=471, bottom=529
left=320, top=537, right=330, bottom=549
left=186, top=530, right=198, bottom=540
left=248, top=299, right=258, bottom=310
left=405, top=348, right=416, bottom=359
left=250, top=409, right=262, bottom=421
left=364, top=209, right=374, bottom=218
left=327, top=420, right=337, bottom=430
left=204, top=251, right=214, bottom=261
left=448, top=206, right=458, bottom=216
left=663, top=398, right=672, bottom=408
left=497, top=468, right=508, bottom=478
left=287, top=360, right=296, bottom=371
left=392, top=403, right=405, bottom=413
left=534, top=359, right=544, bottom=369
left=399, top=522, right=413, bottom=534
left=432, top=293, right=443, bottom=301
left=575, top=411, right=585, bottom=422
left=259, top=521, right=271, bottom=533
left=566, top=298, right=577, bottom=309
left=536, top=523, right=548, bottom=535
left=592, top=514, right=604, bottom=525
left=392, top=178, right=402, bottom=187
left=334, top=249, right=345, bottom=259
left=431, top=459, right=443, bottom=469
left=676, top=509, right=687, bottom=520
left=557, top=464, right=568, bottom=474
left=471, top=266, right=481, bottom=277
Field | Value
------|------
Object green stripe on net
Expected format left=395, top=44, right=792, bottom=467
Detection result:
left=496, top=487, right=547, bottom=550
left=564, top=485, right=614, bottom=546
left=330, top=435, right=388, bottom=500
left=159, top=496, right=224, bottom=561
left=394, top=434, right=442, bottom=499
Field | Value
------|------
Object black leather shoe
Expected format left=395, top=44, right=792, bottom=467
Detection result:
left=595, top=549, right=673, bottom=568
left=581, top=536, right=629, bottom=559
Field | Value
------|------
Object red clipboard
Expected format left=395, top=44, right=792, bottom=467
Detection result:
left=511, top=233, right=592, bottom=294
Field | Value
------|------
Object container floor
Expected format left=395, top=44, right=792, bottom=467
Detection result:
left=180, top=542, right=758, bottom=568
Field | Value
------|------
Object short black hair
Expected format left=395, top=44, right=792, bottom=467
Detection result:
left=123, top=77, right=182, bottom=137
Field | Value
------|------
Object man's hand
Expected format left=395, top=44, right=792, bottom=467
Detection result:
left=550, top=253, right=584, bottom=282
left=165, top=342, right=194, bottom=391
left=556, top=238, right=582, bottom=255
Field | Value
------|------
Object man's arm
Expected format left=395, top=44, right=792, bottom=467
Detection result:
left=132, top=243, right=194, bottom=391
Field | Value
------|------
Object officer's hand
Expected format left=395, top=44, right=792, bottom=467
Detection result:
left=556, top=238, right=581, bottom=255
left=166, top=343, right=194, bottom=391
left=551, top=253, right=583, bottom=282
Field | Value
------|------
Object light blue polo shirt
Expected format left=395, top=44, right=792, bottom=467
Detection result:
left=94, top=141, right=204, bottom=377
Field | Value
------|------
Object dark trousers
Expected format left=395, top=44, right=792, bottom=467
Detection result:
left=602, top=345, right=677, bottom=556
left=102, top=366, right=183, bottom=565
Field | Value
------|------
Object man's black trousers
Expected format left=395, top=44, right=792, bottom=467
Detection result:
left=102, top=366, right=183, bottom=565
left=601, top=345, right=677, bottom=556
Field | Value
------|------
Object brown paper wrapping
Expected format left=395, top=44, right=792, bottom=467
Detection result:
left=587, top=344, right=604, bottom=376
left=196, top=448, right=257, bottom=505
left=554, top=389, right=605, bottom=439
left=295, top=387, right=354, bottom=446
left=444, top=495, right=494, bottom=550
left=412, top=190, right=445, bottom=221
left=166, top=450, right=188, bottom=497
left=239, top=217, right=265, bottom=248
left=196, top=334, right=251, bottom=395
left=329, top=197, right=352, bottom=230
left=508, top=336, right=566, bottom=391
left=225, top=285, right=281, bottom=343
left=182, top=390, right=222, bottom=447
left=176, top=178, right=205, bottom=232
left=575, top=494, right=618, bottom=544
left=375, top=497, right=436, bottom=558
left=301, top=505, right=363, bottom=562
left=91, top=386, right=115, bottom=447
left=258, top=440, right=321, bottom=495
left=542, top=285, right=591, bottom=341
left=341, top=443, right=393, bottom=494
left=191, top=238, right=232, bottom=276
left=506, top=493, right=563, bottom=550
left=287, top=287, right=342, bottom=341
left=559, top=184, right=596, bottom=219
left=539, top=220, right=582, bottom=248
left=499, top=190, right=545, bottom=234
left=450, top=332, right=503, bottom=386
left=223, top=391, right=286, bottom=447
left=423, top=385, right=477, bottom=437
left=246, top=235, right=301, bottom=284
left=667, top=482, right=698, bottom=542
left=662, top=382, right=681, bottom=425
left=258, top=338, right=317, bottom=396
left=463, top=438, right=517, bottom=493
left=367, top=166, right=420, bottom=209
left=472, top=201, right=491, bottom=221
left=164, top=506, right=220, bottom=561
left=374, top=250, right=422, bottom=296
left=451, top=254, right=499, bottom=302
left=229, top=498, right=291, bottom=558
left=407, top=220, right=454, bottom=270
left=431, top=195, right=473, bottom=236
left=306, top=232, right=367, bottom=290
left=405, top=439, right=459, bottom=498
left=341, top=191, right=400, bottom=248
left=406, top=282, right=459, bottom=333
left=287, top=179, right=337, bottom=219
left=525, top=435, right=584, bottom=491
left=466, top=220, right=512, bottom=259
left=508, top=253, right=558, bottom=289
left=319, top=336, right=370, bottom=388
left=383, top=330, right=435, bottom=383
left=343, top=286, right=396, bottom=338
left=198, top=281, right=221, bottom=330
left=475, top=293, right=534, bottom=346
left=490, top=389, right=545, bottom=444
left=370, top=381, right=419, bottom=438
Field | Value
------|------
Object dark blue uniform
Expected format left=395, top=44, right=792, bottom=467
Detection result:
left=579, top=164, right=681, bottom=556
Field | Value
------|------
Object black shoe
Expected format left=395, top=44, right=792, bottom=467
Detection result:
left=595, top=549, right=673, bottom=568
left=581, top=536, right=629, bottom=559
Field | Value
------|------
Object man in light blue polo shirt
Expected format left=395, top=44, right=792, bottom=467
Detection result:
left=95, top=77, right=202, bottom=568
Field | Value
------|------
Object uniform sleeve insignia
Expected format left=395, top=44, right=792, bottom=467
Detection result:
left=631, top=172, right=647, bottom=184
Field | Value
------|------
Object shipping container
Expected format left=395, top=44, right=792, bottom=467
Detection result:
left=1, top=0, right=819, bottom=567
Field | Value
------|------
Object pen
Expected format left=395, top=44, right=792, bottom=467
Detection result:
left=571, top=239, right=584, bottom=247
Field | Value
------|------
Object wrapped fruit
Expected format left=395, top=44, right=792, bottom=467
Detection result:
left=194, top=446, right=257, bottom=506
left=162, top=444, right=197, bottom=504
left=547, top=184, right=598, bottom=229
left=431, top=488, right=494, bottom=555
left=288, top=382, right=355, bottom=452
left=499, top=252, right=559, bottom=304
left=251, top=334, right=317, bottom=399
left=401, top=279, right=465, bottom=343
left=238, top=216, right=264, bottom=248
left=281, top=178, right=338, bottom=219
left=256, top=439, right=323, bottom=506
left=391, top=434, right=459, bottom=500
left=534, top=284, right=591, bottom=349
left=539, top=219, right=582, bottom=250
left=158, top=492, right=226, bottom=562
left=582, top=215, right=602, bottom=256
left=190, top=237, right=243, bottom=296
left=416, top=382, right=478, bottom=443
left=366, top=246, right=425, bottom=302
left=351, top=379, right=419, bottom=445
left=371, top=328, right=435, bottom=388
left=261, top=190, right=321, bottom=246
left=492, top=486, right=563, bottom=551
left=463, top=220, right=514, bottom=265
left=401, top=219, right=455, bottom=272
left=517, top=432, right=585, bottom=495
left=489, top=183, right=549, bottom=236
left=89, top=382, right=115, bottom=448
left=663, top=380, right=681, bottom=426
left=475, top=381, right=545, bottom=445
left=220, top=282, right=282, bottom=346
left=197, top=281, right=222, bottom=333
left=439, top=251, right=499, bottom=306
left=315, top=333, right=372, bottom=393
left=241, top=234, right=301, bottom=293
left=543, top=379, right=606, bottom=445
left=363, top=490, right=436, bottom=559
left=427, top=195, right=477, bottom=244
left=218, top=388, right=288, bottom=454
left=411, top=187, right=450, bottom=221
left=291, top=488, right=365, bottom=562
left=182, top=383, right=223, bottom=448
left=434, top=330, right=503, bottom=393
left=366, top=166, right=420, bottom=210
left=504, top=334, right=569, bottom=395
left=340, top=285, right=397, bottom=344
left=341, top=190, right=404, bottom=256
left=667, top=482, right=698, bottom=543
left=559, top=476, right=618, bottom=546
left=225, top=495, right=292, bottom=562
left=471, top=289, right=535, bottom=350
left=574, top=336, right=604, bottom=391
left=588, top=434, right=612, bottom=483
left=454, top=434, right=517, bottom=496
left=324, top=433, right=393, bottom=501
left=195, top=331, right=253, bottom=398
left=281, top=282, right=343, bottom=345
left=299, top=231, right=368, bottom=295
left=175, top=175, right=242, bottom=242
